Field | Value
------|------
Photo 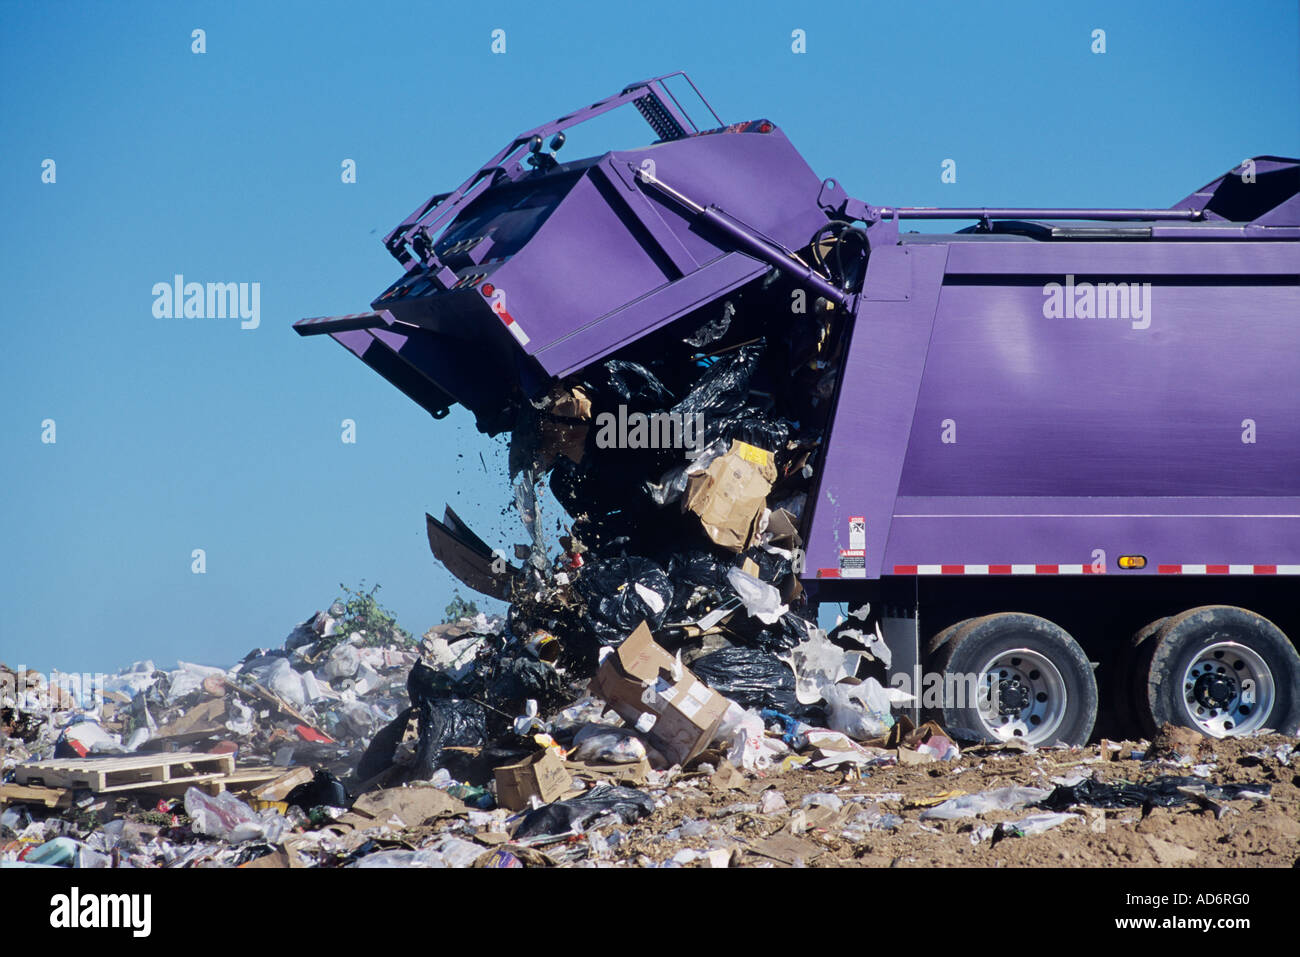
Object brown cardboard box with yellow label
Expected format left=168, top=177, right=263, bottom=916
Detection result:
left=683, top=441, right=778, bottom=552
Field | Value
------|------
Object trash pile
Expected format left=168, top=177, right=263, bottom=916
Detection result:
left=2, top=600, right=418, bottom=776
left=3, top=291, right=1295, bottom=867
left=0, top=567, right=943, bottom=868
left=1, top=604, right=1295, bottom=868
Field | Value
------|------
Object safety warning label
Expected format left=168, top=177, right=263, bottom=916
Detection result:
left=848, top=516, right=866, bottom=551
left=838, top=549, right=866, bottom=578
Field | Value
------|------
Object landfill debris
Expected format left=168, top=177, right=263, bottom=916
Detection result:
left=682, top=441, right=778, bottom=552
left=1038, top=775, right=1272, bottom=811
left=5, top=567, right=1297, bottom=867
left=513, top=784, right=657, bottom=840
left=779, top=628, right=912, bottom=741
left=690, top=647, right=806, bottom=716
left=589, top=622, right=730, bottom=768
left=972, top=812, right=1081, bottom=844
left=346, top=786, right=467, bottom=828
left=493, top=749, right=573, bottom=811
left=285, top=770, right=349, bottom=811
left=919, top=786, right=1052, bottom=821
left=185, top=787, right=289, bottom=844
left=569, top=725, right=649, bottom=765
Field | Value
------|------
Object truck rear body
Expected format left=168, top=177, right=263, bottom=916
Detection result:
left=298, top=75, right=1300, bottom=742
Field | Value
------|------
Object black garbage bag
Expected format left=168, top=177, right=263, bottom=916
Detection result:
left=513, top=784, right=657, bottom=839
left=575, top=555, right=674, bottom=646
left=551, top=454, right=669, bottom=511
left=738, top=547, right=794, bottom=585
left=232, top=843, right=281, bottom=866
left=703, top=407, right=793, bottom=453
left=580, top=359, right=674, bottom=409
left=668, top=549, right=733, bottom=591
left=283, top=618, right=319, bottom=652
left=286, top=770, right=350, bottom=811
left=1038, top=775, right=1272, bottom=812
left=670, top=344, right=763, bottom=422
left=412, top=698, right=488, bottom=779
left=665, top=549, right=733, bottom=621
left=689, top=647, right=810, bottom=716
left=661, top=343, right=793, bottom=453
left=356, top=706, right=414, bottom=782
left=727, top=609, right=813, bottom=654
left=407, top=656, right=466, bottom=702
left=484, top=652, right=569, bottom=716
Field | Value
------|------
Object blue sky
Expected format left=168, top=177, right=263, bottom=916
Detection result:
left=2, top=1, right=1297, bottom=674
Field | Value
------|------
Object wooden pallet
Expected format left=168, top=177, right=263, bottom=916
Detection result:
left=0, top=783, right=77, bottom=809
left=14, top=752, right=237, bottom=794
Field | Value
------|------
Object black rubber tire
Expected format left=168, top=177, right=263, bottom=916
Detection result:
left=1142, top=605, right=1300, bottom=737
left=925, top=619, right=975, bottom=659
left=1117, top=617, right=1167, bottom=738
left=920, top=619, right=978, bottom=727
left=930, top=613, right=1098, bottom=746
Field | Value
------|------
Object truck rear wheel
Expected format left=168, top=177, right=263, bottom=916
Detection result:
left=928, top=613, right=1097, bottom=747
left=1113, top=617, right=1167, bottom=737
left=1140, top=605, right=1300, bottom=738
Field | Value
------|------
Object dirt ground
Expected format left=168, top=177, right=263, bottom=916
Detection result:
left=587, top=730, right=1300, bottom=868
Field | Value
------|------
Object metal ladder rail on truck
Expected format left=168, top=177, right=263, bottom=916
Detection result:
left=296, top=73, right=1300, bottom=747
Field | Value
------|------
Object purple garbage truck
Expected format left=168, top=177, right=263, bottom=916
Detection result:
left=298, top=74, right=1300, bottom=746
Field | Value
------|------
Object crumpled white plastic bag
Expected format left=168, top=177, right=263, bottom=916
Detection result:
left=780, top=630, right=914, bottom=740
left=822, top=679, right=898, bottom=740
left=184, top=787, right=288, bottom=844
left=780, top=629, right=867, bottom=706
left=725, top=568, right=788, bottom=625
left=713, top=701, right=787, bottom=771
left=571, top=724, right=649, bottom=764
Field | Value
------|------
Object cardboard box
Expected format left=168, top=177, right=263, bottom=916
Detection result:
left=763, top=508, right=803, bottom=549
left=250, top=766, right=314, bottom=803
left=563, top=757, right=652, bottom=786
left=538, top=386, right=592, bottom=468
left=684, top=441, right=777, bottom=552
left=493, top=749, right=572, bottom=812
left=590, top=622, right=730, bottom=768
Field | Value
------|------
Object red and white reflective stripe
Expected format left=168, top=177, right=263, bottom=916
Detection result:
left=489, top=298, right=530, bottom=346
left=890, top=564, right=1099, bottom=575
left=879, top=563, right=1300, bottom=575
left=1156, top=564, right=1300, bottom=575
left=819, top=562, right=1300, bottom=578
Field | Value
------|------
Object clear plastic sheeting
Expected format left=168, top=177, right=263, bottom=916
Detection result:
left=646, top=438, right=730, bottom=506
left=919, top=786, right=1053, bottom=821
left=184, top=787, right=289, bottom=844
left=346, top=837, right=484, bottom=869
left=322, top=644, right=361, bottom=680
left=102, top=661, right=159, bottom=699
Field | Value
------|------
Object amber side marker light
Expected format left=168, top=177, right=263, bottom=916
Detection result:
left=1118, top=555, right=1147, bottom=569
